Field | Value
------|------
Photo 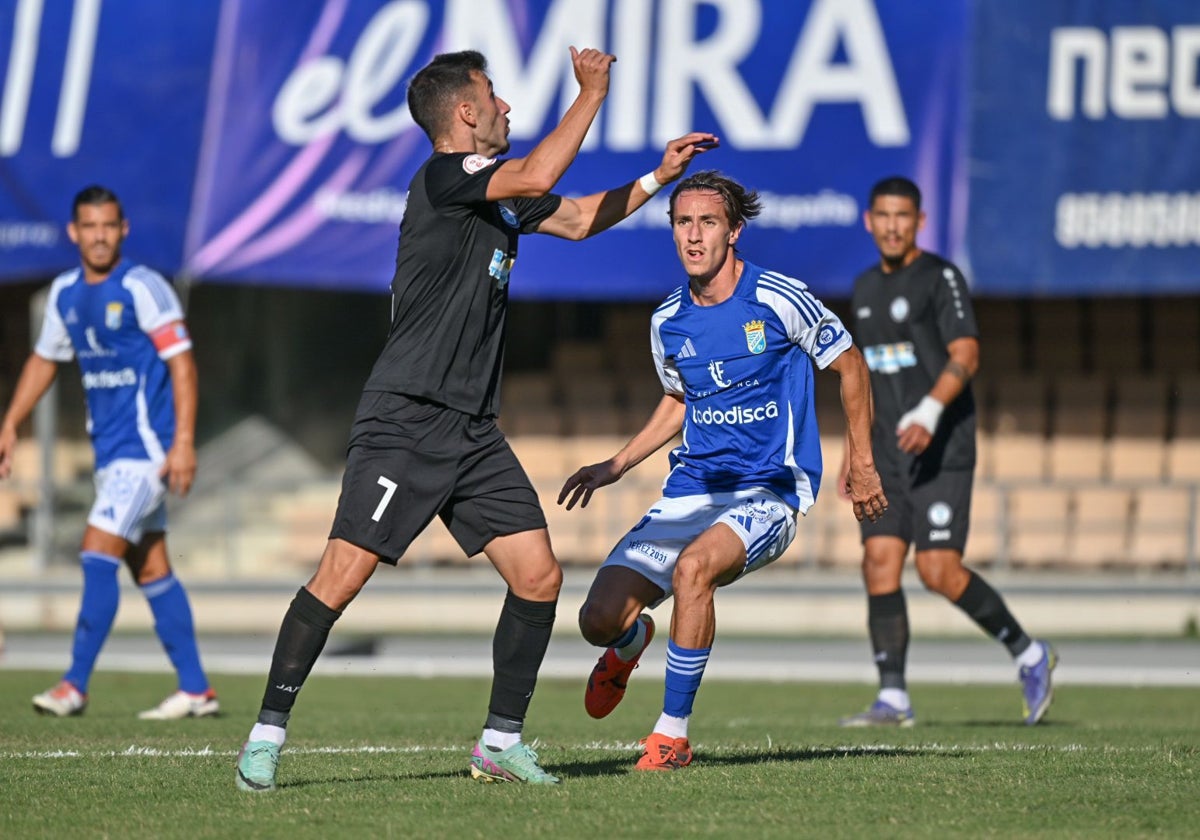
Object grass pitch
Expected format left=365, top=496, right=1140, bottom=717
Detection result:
left=3, top=669, right=1198, bottom=838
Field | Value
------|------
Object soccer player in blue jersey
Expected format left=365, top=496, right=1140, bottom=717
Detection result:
left=0, top=185, right=217, bottom=720
left=838, top=176, right=1055, bottom=727
left=559, top=170, right=886, bottom=771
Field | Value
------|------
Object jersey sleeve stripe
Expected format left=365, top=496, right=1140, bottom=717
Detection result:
left=761, top=272, right=824, bottom=323
left=653, top=288, right=683, bottom=315
left=127, top=267, right=176, bottom=314
left=759, top=273, right=822, bottom=322
left=758, top=278, right=819, bottom=326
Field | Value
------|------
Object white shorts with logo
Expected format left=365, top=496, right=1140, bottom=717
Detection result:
left=87, top=458, right=168, bottom=542
left=602, top=488, right=798, bottom=605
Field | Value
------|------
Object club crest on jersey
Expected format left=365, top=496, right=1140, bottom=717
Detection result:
left=105, top=302, right=123, bottom=330
left=743, top=320, right=766, bottom=354
left=462, top=154, right=497, bottom=174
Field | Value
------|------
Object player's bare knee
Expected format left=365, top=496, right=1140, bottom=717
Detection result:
left=509, top=560, right=562, bottom=602
left=915, top=555, right=962, bottom=596
left=578, top=599, right=622, bottom=646
left=672, top=551, right=718, bottom=600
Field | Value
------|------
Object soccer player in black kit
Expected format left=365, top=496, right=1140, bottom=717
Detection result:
left=838, top=177, right=1056, bottom=728
left=235, top=47, right=717, bottom=790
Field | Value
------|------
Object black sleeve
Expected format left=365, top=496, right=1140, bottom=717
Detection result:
left=424, top=153, right=501, bottom=216
left=933, top=261, right=979, bottom=345
left=426, top=154, right=562, bottom=232
left=512, top=193, right=563, bottom=233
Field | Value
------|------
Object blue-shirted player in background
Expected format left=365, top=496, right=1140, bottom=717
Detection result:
left=0, top=185, right=217, bottom=719
left=559, top=171, right=886, bottom=771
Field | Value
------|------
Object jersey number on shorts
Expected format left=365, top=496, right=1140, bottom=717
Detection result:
left=630, top=509, right=662, bottom=532
left=371, top=476, right=398, bottom=522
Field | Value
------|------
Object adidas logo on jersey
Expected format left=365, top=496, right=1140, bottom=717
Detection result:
left=677, top=338, right=697, bottom=359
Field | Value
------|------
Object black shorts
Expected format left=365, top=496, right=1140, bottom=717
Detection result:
left=329, top=392, right=546, bottom=563
left=858, top=466, right=973, bottom=552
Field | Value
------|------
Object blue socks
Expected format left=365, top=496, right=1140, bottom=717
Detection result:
left=64, top=551, right=122, bottom=693
left=142, top=573, right=209, bottom=694
left=663, top=639, right=711, bottom=719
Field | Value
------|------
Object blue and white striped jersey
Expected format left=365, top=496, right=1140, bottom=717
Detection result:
left=651, top=261, right=852, bottom=512
left=35, top=260, right=192, bottom=468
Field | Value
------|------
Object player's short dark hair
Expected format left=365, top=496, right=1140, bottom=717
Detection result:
left=668, top=170, right=762, bottom=230
left=869, top=176, right=921, bottom=210
left=408, top=50, right=489, bottom=142
left=72, top=184, right=123, bottom=221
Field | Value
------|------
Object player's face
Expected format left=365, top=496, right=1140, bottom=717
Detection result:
left=469, top=71, right=511, bottom=156
left=864, top=194, right=925, bottom=268
left=67, top=202, right=128, bottom=277
left=672, top=189, right=742, bottom=282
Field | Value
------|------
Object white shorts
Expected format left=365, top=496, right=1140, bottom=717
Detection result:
left=602, top=488, right=797, bottom=605
left=87, top=458, right=168, bottom=542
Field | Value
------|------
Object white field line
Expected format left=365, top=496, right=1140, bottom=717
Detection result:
left=3, top=651, right=1197, bottom=686
left=0, top=741, right=1160, bottom=761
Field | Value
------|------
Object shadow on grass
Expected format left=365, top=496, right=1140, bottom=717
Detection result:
left=277, top=767, right=468, bottom=789
left=554, top=745, right=963, bottom=778
left=951, top=719, right=1071, bottom=728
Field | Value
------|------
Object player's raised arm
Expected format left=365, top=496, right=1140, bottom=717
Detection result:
left=485, top=47, right=615, bottom=200
left=535, top=132, right=720, bottom=241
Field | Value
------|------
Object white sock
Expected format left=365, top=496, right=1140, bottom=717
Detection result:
left=249, top=723, right=286, bottom=747
left=615, top=616, right=649, bottom=662
left=878, top=688, right=911, bottom=711
left=1015, top=641, right=1045, bottom=669
left=653, top=712, right=689, bottom=739
left=482, top=728, right=521, bottom=751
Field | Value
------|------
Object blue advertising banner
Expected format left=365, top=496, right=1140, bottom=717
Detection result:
left=0, top=0, right=218, bottom=277
left=968, top=0, right=1200, bottom=295
left=184, top=0, right=970, bottom=298
left=1, top=1, right=968, bottom=299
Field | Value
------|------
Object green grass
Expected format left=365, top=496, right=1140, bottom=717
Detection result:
left=3, top=670, right=1198, bottom=838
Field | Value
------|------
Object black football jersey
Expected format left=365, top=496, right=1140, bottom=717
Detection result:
left=363, top=152, right=561, bottom=416
left=850, top=251, right=979, bottom=473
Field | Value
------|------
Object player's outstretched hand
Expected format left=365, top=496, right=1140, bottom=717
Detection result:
left=845, top=462, right=888, bottom=522
left=652, top=132, right=720, bottom=186
left=160, top=442, right=197, bottom=497
left=569, top=46, right=616, bottom=97
left=558, top=460, right=622, bottom=510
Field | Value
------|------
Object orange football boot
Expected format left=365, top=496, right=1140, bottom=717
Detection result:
left=635, top=732, right=693, bottom=771
left=585, top=614, right=655, bottom=719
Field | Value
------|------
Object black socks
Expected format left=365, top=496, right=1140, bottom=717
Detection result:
left=868, top=589, right=910, bottom=690
left=257, top=587, right=342, bottom=727
left=954, top=571, right=1032, bottom=657
left=485, top=590, right=556, bottom=732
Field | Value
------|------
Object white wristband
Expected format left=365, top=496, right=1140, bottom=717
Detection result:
left=896, top=395, right=944, bottom=436
left=638, top=171, right=663, bottom=196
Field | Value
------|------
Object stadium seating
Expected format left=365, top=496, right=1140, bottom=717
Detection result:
left=1128, top=485, right=1196, bottom=569
left=1005, top=486, right=1071, bottom=568
left=1108, top=375, right=1170, bottom=482
left=1047, top=377, right=1108, bottom=482
left=1067, top=487, right=1133, bottom=568
left=8, top=298, right=1199, bottom=575
left=984, top=375, right=1049, bottom=482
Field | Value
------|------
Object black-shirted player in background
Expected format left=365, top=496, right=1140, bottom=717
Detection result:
left=234, top=47, right=716, bottom=791
left=838, top=176, right=1056, bottom=728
